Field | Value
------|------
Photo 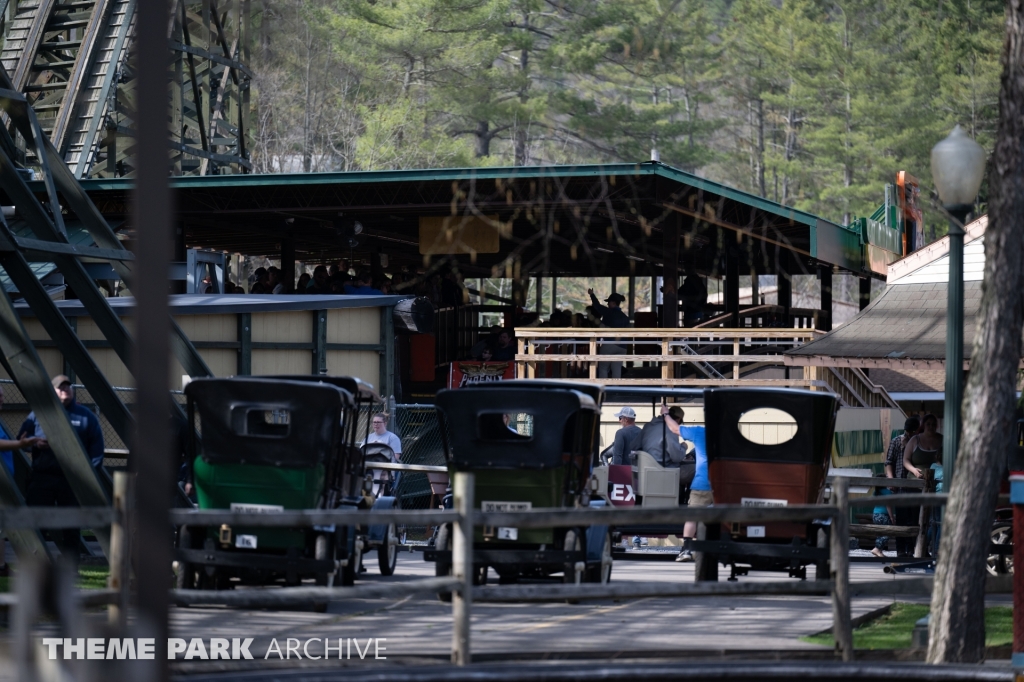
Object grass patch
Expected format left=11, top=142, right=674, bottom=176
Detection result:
left=802, top=603, right=1013, bottom=649
left=77, top=566, right=109, bottom=590
left=0, top=567, right=109, bottom=592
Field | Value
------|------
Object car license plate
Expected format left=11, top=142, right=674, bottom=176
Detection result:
left=229, top=502, right=284, bottom=513
left=480, top=501, right=532, bottom=512
left=497, top=527, right=518, bottom=541
left=235, top=534, right=258, bottom=549
left=740, top=497, right=788, bottom=508
left=746, top=526, right=766, bottom=538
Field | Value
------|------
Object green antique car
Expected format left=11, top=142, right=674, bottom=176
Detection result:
left=176, top=376, right=365, bottom=598
left=427, top=383, right=612, bottom=594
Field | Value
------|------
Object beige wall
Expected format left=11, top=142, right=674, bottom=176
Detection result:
left=2, top=305, right=386, bottom=391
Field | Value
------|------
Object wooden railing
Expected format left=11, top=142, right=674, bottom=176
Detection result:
left=515, top=327, right=824, bottom=385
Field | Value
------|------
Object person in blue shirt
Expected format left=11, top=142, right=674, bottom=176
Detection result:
left=343, top=271, right=384, bottom=295
left=0, top=384, right=40, bottom=576
left=677, top=423, right=710, bottom=562
left=871, top=485, right=895, bottom=558
left=18, top=375, right=105, bottom=565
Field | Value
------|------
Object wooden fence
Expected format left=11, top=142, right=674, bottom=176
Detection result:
left=514, top=328, right=823, bottom=384
left=0, top=473, right=1005, bottom=669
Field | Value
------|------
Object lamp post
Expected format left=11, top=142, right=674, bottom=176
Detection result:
left=930, top=125, right=986, bottom=488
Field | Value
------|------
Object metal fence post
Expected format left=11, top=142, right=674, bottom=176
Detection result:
left=914, top=468, right=935, bottom=558
left=830, top=476, right=852, bottom=661
left=451, top=471, right=473, bottom=665
left=108, top=471, right=132, bottom=629
left=1011, top=475, right=1024, bottom=669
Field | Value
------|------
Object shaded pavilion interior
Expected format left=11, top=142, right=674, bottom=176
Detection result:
left=72, top=161, right=872, bottom=334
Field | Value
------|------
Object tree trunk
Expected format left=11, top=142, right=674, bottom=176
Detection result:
left=755, top=96, right=766, bottom=198
left=927, top=0, right=1024, bottom=663
left=475, top=120, right=491, bottom=158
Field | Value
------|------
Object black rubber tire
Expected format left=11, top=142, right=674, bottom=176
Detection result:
left=378, top=523, right=398, bottom=576
left=563, top=528, right=583, bottom=604
left=987, top=523, right=1013, bottom=576
left=313, top=533, right=336, bottom=612
left=694, top=523, right=719, bottom=582
left=175, top=526, right=195, bottom=590
left=474, top=565, right=488, bottom=586
left=585, top=531, right=613, bottom=584
left=340, top=535, right=360, bottom=587
left=435, top=524, right=452, bottom=603
left=815, top=527, right=830, bottom=581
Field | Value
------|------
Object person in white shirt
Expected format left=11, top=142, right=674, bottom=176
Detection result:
left=268, top=266, right=285, bottom=294
left=362, top=413, right=403, bottom=499
left=362, top=413, right=402, bottom=461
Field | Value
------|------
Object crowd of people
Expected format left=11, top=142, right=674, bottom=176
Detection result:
left=467, top=327, right=516, bottom=362
left=200, top=262, right=476, bottom=307
left=0, top=375, right=105, bottom=575
left=879, top=414, right=943, bottom=558
left=607, top=403, right=709, bottom=563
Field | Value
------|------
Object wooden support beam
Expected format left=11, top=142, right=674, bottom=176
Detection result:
left=818, top=265, right=832, bottom=332
left=725, top=252, right=739, bottom=324
left=236, top=312, right=251, bottom=375
left=661, top=213, right=680, bottom=328
left=859, top=276, right=872, bottom=311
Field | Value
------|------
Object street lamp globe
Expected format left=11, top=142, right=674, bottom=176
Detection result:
left=930, top=124, right=986, bottom=209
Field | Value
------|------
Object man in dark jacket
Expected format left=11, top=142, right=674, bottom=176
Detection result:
left=610, top=406, right=642, bottom=465
left=587, top=289, right=631, bottom=378
left=19, top=375, right=105, bottom=563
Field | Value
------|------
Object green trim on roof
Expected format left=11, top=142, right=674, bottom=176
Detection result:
left=72, top=161, right=849, bottom=231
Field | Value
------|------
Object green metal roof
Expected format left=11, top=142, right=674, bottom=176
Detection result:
left=76, top=161, right=848, bottom=232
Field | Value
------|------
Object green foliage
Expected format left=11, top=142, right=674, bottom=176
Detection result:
left=254, top=0, right=1004, bottom=226
left=801, top=603, right=1013, bottom=649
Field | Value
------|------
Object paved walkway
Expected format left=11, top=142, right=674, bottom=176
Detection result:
left=166, top=550, right=977, bottom=673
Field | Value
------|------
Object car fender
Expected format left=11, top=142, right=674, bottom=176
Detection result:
left=368, top=496, right=397, bottom=543
left=585, top=514, right=610, bottom=564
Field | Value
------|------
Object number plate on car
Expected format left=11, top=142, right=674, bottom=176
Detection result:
left=481, top=501, right=532, bottom=512
left=229, top=502, right=284, bottom=513
left=746, top=526, right=766, bottom=538
left=496, top=527, right=518, bottom=541
left=740, top=497, right=788, bottom=508
left=235, top=534, right=258, bottom=549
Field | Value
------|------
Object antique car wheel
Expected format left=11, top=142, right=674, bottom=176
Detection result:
left=563, top=529, right=584, bottom=584
left=175, top=526, right=196, bottom=590
left=694, top=523, right=719, bottom=582
left=987, top=523, right=1013, bottom=576
left=815, top=526, right=831, bottom=581
left=474, top=565, right=489, bottom=586
left=313, top=533, right=336, bottom=612
left=435, top=524, right=453, bottom=603
left=563, top=528, right=584, bottom=604
left=585, top=531, right=613, bottom=584
left=378, top=523, right=398, bottom=576
left=340, top=535, right=361, bottom=587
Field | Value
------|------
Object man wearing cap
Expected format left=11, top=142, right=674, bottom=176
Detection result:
left=639, top=405, right=688, bottom=466
left=587, top=289, right=631, bottom=379
left=18, top=376, right=105, bottom=564
left=610, top=406, right=642, bottom=466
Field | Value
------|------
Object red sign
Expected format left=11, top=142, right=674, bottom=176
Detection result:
left=448, top=361, right=515, bottom=388
left=607, top=465, right=635, bottom=507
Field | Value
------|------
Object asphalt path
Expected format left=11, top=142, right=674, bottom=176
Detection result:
left=163, top=548, right=1006, bottom=677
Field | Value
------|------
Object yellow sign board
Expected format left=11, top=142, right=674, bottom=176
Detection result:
left=418, top=215, right=503, bottom=255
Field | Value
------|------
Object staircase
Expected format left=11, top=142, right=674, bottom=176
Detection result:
left=58, top=0, right=135, bottom=176
left=819, top=366, right=900, bottom=409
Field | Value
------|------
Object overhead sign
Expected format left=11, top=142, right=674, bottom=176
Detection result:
left=449, top=361, right=514, bottom=388
left=419, top=215, right=504, bottom=255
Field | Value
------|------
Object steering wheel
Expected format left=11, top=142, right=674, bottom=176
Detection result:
left=599, top=445, right=614, bottom=467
